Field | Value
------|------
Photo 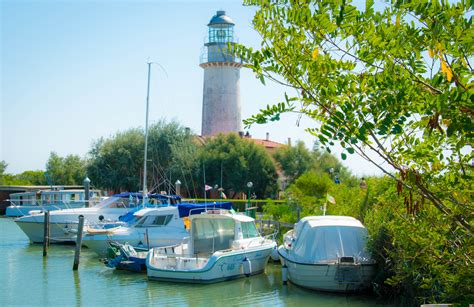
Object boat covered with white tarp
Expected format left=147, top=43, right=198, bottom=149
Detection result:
left=278, top=216, right=376, bottom=292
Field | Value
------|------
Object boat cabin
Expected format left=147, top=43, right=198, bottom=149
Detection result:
left=189, top=211, right=260, bottom=255
left=9, top=189, right=101, bottom=207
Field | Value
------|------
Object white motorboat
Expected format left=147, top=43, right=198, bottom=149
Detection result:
left=82, top=206, right=189, bottom=257
left=6, top=188, right=102, bottom=217
left=278, top=216, right=376, bottom=292
left=14, top=192, right=180, bottom=243
left=146, top=210, right=276, bottom=283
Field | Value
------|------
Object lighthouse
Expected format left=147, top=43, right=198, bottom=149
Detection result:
left=200, top=11, right=242, bottom=136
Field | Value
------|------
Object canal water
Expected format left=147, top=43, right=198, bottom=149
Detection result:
left=0, top=217, right=389, bottom=306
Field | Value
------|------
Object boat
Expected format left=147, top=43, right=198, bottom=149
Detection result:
left=14, top=192, right=180, bottom=243
left=103, top=242, right=149, bottom=272
left=82, top=206, right=189, bottom=257
left=5, top=188, right=102, bottom=217
left=146, top=209, right=276, bottom=283
left=99, top=202, right=232, bottom=272
left=278, top=216, right=376, bottom=292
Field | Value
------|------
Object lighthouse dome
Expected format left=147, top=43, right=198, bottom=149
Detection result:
left=208, top=11, right=235, bottom=26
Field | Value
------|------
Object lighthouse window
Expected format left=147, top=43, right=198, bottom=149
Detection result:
left=209, top=27, right=233, bottom=43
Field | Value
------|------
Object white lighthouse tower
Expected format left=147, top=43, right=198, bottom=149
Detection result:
left=200, top=11, right=242, bottom=136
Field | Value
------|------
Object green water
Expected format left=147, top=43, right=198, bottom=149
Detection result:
left=0, top=218, right=389, bottom=306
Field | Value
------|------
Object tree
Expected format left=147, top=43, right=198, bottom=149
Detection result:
left=46, top=152, right=86, bottom=185
left=0, top=161, right=7, bottom=185
left=87, top=120, right=198, bottom=193
left=198, top=133, right=278, bottom=198
left=14, top=170, right=47, bottom=185
left=273, top=141, right=314, bottom=184
left=238, top=0, right=472, bottom=231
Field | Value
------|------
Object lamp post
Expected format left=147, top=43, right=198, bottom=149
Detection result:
left=175, top=180, right=181, bottom=197
left=246, top=181, right=253, bottom=215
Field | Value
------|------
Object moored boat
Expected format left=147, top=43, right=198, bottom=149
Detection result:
left=14, top=192, right=180, bottom=243
left=146, top=210, right=276, bottom=283
left=6, top=188, right=102, bottom=217
left=278, top=216, right=376, bottom=292
left=82, top=206, right=189, bottom=257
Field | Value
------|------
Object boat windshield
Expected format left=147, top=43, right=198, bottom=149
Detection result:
left=241, top=221, right=259, bottom=239
left=192, top=218, right=235, bottom=254
left=94, top=197, right=139, bottom=209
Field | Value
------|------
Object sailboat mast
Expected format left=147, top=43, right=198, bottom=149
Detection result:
left=143, top=62, right=152, bottom=204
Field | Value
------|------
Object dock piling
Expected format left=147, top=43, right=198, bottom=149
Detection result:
left=43, top=211, right=50, bottom=257
left=73, top=215, right=85, bottom=270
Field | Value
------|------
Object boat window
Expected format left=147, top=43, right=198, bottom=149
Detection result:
left=192, top=218, right=235, bottom=254
left=134, top=216, right=147, bottom=226
left=152, top=214, right=173, bottom=226
left=241, top=221, right=259, bottom=239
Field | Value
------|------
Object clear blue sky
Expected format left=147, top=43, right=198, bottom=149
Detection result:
left=1, top=0, right=381, bottom=176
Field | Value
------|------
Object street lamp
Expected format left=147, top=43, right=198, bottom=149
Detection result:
left=246, top=181, right=253, bottom=214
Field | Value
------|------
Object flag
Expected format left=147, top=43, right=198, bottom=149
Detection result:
left=205, top=184, right=212, bottom=191
left=220, top=191, right=227, bottom=199
left=326, top=193, right=336, bottom=205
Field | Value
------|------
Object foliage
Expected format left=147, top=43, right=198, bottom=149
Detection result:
left=45, top=152, right=86, bottom=185
left=0, top=161, right=7, bottom=177
left=13, top=170, right=47, bottom=185
left=364, top=177, right=474, bottom=305
left=198, top=133, right=278, bottom=198
left=311, top=147, right=356, bottom=185
left=0, top=160, right=47, bottom=185
left=87, top=120, right=197, bottom=193
left=273, top=141, right=313, bottom=184
left=238, top=0, right=472, bottom=232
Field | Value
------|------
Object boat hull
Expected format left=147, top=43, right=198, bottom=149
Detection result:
left=279, top=251, right=376, bottom=292
left=6, top=203, right=84, bottom=217
left=83, top=233, right=187, bottom=258
left=14, top=209, right=127, bottom=243
left=147, top=245, right=274, bottom=283
left=15, top=220, right=81, bottom=243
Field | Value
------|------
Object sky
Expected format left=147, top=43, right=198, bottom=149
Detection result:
left=1, top=0, right=384, bottom=177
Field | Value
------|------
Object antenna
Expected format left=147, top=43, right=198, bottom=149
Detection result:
left=142, top=61, right=168, bottom=205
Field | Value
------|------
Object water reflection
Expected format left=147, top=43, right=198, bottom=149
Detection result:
left=73, top=271, right=82, bottom=307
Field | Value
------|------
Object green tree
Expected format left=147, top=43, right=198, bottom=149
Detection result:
left=0, top=161, right=7, bottom=185
left=238, top=0, right=472, bottom=231
left=87, top=120, right=198, bottom=193
left=46, top=152, right=86, bottom=185
left=273, top=141, right=313, bottom=184
left=14, top=170, right=47, bottom=185
left=198, top=133, right=278, bottom=199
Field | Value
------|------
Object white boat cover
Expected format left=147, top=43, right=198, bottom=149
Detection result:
left=290, top=216, right=372, bottom=264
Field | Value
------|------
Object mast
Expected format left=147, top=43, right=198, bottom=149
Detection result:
left=143, top=62, right=152, bottom=205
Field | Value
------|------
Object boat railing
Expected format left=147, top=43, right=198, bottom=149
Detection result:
left=239, top=231, right=277, bottom=249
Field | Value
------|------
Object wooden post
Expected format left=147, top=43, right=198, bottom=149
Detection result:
left=43, top=211, right=50, bottom=257
left=73, top=215, right=85, bottom=270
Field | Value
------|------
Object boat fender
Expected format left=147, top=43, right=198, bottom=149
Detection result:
left=270, top=246, right=280, bottom=262
left=243, top=257, right=252, bottom=277
left=282, top=264, right=288, bottom=285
